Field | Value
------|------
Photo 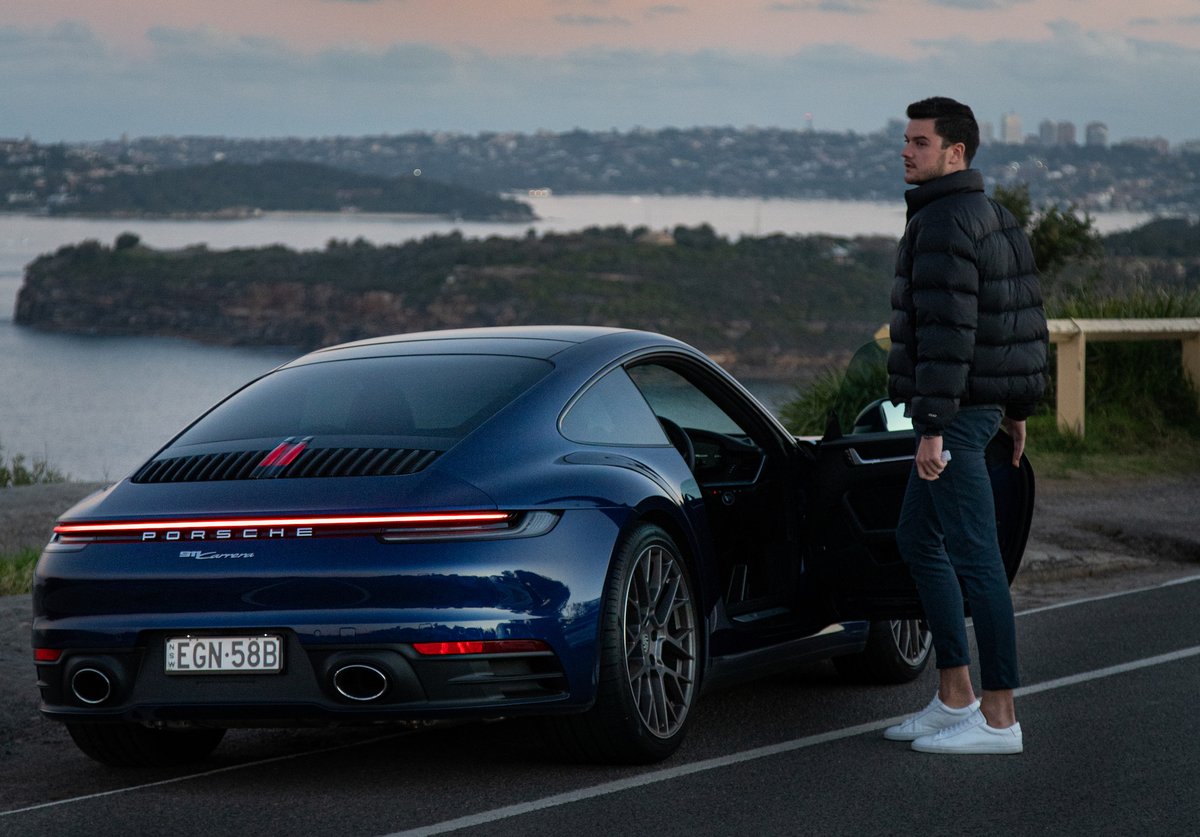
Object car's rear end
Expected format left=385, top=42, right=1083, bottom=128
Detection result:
left=31, top=336, right=627, bottom=763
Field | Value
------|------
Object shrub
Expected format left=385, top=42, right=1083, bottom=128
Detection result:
left=779, top=341, right=889, bottom=435
left=0, top=447, right=66, bottom=487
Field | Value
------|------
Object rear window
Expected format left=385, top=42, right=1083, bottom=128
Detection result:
left=172, top=355, right=553, bottom=446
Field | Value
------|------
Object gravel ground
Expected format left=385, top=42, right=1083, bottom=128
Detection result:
left=2, top=474, right=1198, bottom=763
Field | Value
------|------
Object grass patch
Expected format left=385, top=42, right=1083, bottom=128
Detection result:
left=1023, top=411, right=1200, bottom=479
left=1027, top=286, right=1200, bottom=476
left=0, top=549, right=39, bottom=597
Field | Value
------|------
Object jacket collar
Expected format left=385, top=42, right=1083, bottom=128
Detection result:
left=904, top=169, right=984, bottom=222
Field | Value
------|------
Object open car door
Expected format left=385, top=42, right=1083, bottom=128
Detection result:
left=801, top=343, right=1036, bottom=621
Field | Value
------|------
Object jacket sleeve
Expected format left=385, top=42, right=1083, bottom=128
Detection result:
left=907, top=211, right=978, bottom=436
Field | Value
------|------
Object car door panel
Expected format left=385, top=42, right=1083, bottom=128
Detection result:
left=804, top=429, right=1034, bottom=620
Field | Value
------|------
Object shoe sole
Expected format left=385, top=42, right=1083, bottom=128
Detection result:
left=912, top=740, right=1023, bottom=754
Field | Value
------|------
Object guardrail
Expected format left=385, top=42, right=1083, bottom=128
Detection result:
left=1048, top=318, right=1200, bottom=437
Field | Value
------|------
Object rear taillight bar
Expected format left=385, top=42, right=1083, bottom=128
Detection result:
left=53, top=511, right=518, bottom=543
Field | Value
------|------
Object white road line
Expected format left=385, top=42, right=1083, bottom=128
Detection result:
left=1014, top=646, right=1200, bottom=698
left=4, top=574, right=1198, bottom=822
left=0, top=732, right=408, bottom=819
left=1015, top=572, right=1200, bottom=617
left=382, top=643, right=1200, bottom=837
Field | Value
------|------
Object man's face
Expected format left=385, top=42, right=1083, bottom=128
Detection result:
left=902, top=118, right=963, bottom=184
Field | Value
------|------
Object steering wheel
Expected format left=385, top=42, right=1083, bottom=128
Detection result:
left=658, top=417, right=696, bottom=472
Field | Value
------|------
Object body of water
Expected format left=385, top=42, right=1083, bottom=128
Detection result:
left=0, top=196, right=1153, bottom=483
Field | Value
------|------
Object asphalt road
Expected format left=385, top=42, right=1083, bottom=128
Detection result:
left=2, top=574, right=1198, bottom=837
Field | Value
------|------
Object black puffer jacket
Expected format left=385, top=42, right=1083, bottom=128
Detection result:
left=887, top=169, right=1048, bottom=436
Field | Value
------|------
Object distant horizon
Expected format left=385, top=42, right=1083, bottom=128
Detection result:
left=36, top=119, right=1195, bottom=151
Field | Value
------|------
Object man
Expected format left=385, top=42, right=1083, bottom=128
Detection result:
left=883, top=97, right=1048, bottom=754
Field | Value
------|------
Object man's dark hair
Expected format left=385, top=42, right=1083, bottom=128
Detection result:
left=906, top=96, right=980, bottom=165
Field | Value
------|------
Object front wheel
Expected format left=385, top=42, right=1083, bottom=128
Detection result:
left=545, top=523, right=700, bottom=763
left=67, top=722, right=226, bottom=767
left=833, top=619, right=931, bottom=684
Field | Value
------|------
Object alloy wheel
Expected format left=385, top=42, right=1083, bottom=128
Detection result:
left=621, top=541, right=698, bottom=739
left=888, top=618, right=932, bottom=666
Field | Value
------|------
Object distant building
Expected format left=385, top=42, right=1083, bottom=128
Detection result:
left=1056, top=121, right=1077, bottom=146
left=1039, top=119, right=1057, bottom=146
left=1000, top=112, right=1022, bottom=144
left=1085, top=122, right=1109, bottom=148
left=979, top=121, right=995, bottom=145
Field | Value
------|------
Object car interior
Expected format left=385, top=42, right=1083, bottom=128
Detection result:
left=626, top=361, right=803, bottom=623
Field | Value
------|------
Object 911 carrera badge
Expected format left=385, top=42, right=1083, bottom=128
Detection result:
left=180, top=550, right=256, bottom=560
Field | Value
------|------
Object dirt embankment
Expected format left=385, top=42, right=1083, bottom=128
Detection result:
left=1009, top=472, right=1200, bottom=608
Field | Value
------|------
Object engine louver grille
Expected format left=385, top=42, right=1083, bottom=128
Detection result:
left=133, top=448, right=442, bottom=483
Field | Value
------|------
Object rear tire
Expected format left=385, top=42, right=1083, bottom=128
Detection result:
left=833, top=619, right=931, bottom=684
left=66, top=722, right=226, bottom=767
left=545, top=523, right=699, bottom=763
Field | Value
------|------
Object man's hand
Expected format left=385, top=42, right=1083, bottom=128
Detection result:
left=915, top=434, right=946, bottom=480
left=1001, top=417, right=1026, bottom=466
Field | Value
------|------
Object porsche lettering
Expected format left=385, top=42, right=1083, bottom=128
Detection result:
left=141, top=527, right=314, bottom=541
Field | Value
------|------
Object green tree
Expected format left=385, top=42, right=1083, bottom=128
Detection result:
left=992, top=184, right=1102, bottom=277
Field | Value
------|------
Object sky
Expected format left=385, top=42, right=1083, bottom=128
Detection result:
left=3, top=0, right=1199, bottom=145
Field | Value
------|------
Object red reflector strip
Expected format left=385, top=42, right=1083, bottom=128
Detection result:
left=34, top=648, right=63, bottom=662
left=412, top=639, right=550, bottom=656
left=259, top=440, right=307, bottom=468
left=258, top=441, right=293, bottom=467
left=54, top=511, right=512, bottom=536
left=274, top=442, right=307, bottom=467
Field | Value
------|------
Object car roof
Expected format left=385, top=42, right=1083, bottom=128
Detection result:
left=288, top=326, right=649, bottom=365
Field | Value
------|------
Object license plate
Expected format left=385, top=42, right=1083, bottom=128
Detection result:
left=165, top=635, right=283, bottom=674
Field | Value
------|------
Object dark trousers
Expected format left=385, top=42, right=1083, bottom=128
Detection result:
left=896, top=406, right=1020, bottom=691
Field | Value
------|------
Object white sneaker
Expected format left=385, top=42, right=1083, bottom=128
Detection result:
left=911, top=709, right=1023, bottom=754
left=883, top=694, right=981, bottom=741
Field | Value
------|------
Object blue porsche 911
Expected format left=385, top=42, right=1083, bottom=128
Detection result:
left=32, top=326, right=1034, bottom=766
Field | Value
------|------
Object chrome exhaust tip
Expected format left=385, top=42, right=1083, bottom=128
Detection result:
left=332, top=664, right=389, bottom=702
left=71, top=667, right=113, bottom=705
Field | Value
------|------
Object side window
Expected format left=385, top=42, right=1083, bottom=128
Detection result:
left=626, top=364, right=748, bottom=437
left=627, top=362, right=765, bottom=484
left=560, top=368, right=670, bottom=445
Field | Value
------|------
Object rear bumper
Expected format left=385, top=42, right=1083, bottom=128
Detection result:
left=37, top=631, right=584, bottom=725
left=33, top=508, right=620, bottom=725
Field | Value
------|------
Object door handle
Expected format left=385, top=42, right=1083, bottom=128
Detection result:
left=844, top=448, right=914, bottom=466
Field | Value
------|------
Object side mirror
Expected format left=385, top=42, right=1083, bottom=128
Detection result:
left=851, top=398, right=913, bottom=434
